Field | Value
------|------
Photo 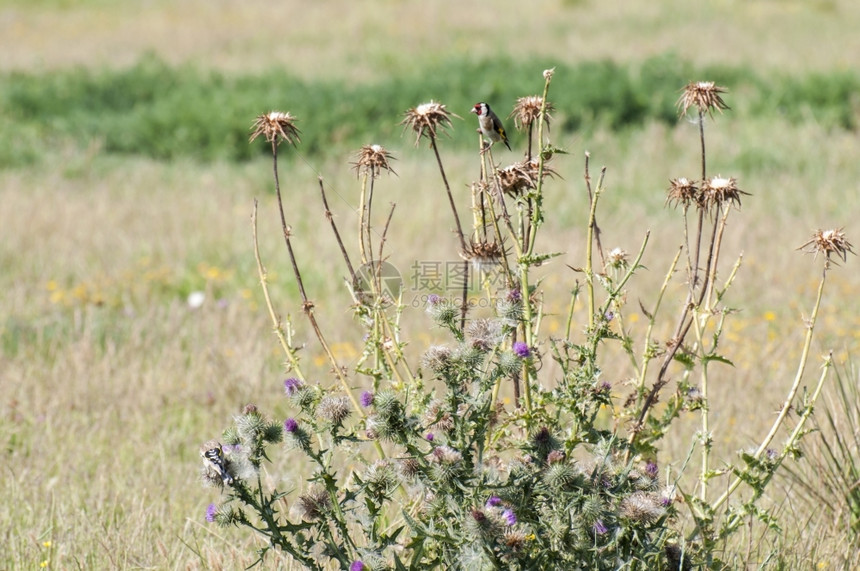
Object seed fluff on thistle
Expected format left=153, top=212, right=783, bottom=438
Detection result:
left=471, top=102, right=512, bottom=153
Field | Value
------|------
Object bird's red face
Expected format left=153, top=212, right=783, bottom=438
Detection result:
left=471, top=103, right=485, bottom=116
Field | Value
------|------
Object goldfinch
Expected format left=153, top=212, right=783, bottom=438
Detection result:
left=200, top=440, right=234, bottom=485
left=470, top=102, right=511, bottom=152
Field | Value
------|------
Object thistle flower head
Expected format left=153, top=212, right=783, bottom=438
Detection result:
left=512, top=341, right=531, bottom=359
left=701, top=176, right=747, bottom=209
left=666, top=177, right=701, bottom=209
left=360, top=390, right=375, bottom=408
left=351, top=144, right=397, bottom=178
left=422, top=345, right=454, bottom=377
left=205, top=503, right=218, bottom=523
left=799, top=228, right=855, bottom=263
left=401, top=101, right=457, bottom=146
left=284, top=377, right=303, bottom=396
left=510, top=95, right=554, bottom=130
left=250, top=111, right=301, bottom=145
left=677, top=81, right=729, bottom=118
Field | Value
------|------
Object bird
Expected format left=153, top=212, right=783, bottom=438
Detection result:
left=200, top=440, right=234, bottom=485
left=470, top=102, right=511, bottom=152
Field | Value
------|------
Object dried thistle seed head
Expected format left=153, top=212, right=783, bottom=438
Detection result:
left=401, top=100, right=457, bottom=146
left=296, top=485, right=331, bottom=521
left=510, top=95, right=554, bottom=130
left=249, top=111, right=301, bottom=145
left=431, top=445, right=463, bottom=465
left=677, top=81, right=729, bottom=118
left=503, top=528, right=528, bottom=551
left=462, top=239, right=504, bottom=273
left=799, top=228, right=855, bottom=262
left=496, top=158, right=558, bottom=197
left=466, top=318, right=505, bottom=352
left=316, top=395, right=352, bottom=426
left=422, top=345, right=454, bottom=376
left=619, top=491, right=666, bottom=523
left=351, top=144, right=397, bottom=178
left=666, top=177, right=701, bottom=209
left=701, top=175, right=747, bottom=209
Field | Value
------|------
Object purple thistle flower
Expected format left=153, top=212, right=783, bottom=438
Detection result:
left=512, top=341, right=530, bottom=358
left=593, top=519, right=608, bottom=535
left=507, top=289, right=522, bottom=303
left=284, top=418, right=299, bottom=433
left=205, top=503, right=217, bottom=523
left=284, top=377, right=303, bottom=396
left=360, top=391, right=374, bottom=408
left=349, top=561, right=365, bottom=571
left=486, top=495, right=502, bottom=508
left=645, top=461, right=659, bottom=479
left=426, top=432, right=434, bottom=442
left=503, top=508, right=517, bottom=526
left=427, top=293, right=441, bottom=305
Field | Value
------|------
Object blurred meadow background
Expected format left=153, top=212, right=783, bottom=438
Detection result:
left=2, top=0, right=860, bottom=568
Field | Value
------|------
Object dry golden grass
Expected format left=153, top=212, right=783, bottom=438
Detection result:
left=3, top=0, right=860, bottom=77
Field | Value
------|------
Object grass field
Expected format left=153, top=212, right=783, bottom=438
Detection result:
left=2, top=0, right=860, bottom=568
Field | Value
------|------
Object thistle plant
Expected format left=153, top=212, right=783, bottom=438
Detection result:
left=198, top=73, right=850, bottom=569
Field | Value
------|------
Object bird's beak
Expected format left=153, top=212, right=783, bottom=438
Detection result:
left=469, top=107, right=477, bottom=114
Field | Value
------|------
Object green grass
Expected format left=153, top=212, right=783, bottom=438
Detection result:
left=3, top=55, right=860, bottom=167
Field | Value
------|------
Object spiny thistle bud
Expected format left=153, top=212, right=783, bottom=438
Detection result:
left=316, top=395, right=352, bottom=427
left=582, top=494, right=605, bottom=523
left=401, top=101, right=458, bottom=146
left=496, top=290, right=523, bottom=323
left=362, top=460, right=399, bottom=499
left=249, top=111, right=301, bottom=146
left=351, top=144, right=397, bottom=178
left=206, top=503, right=244, bottom=527
left=283, top=418, right=312, bottom=452
left=543, top=462, right=579, bottom=492
left=496, top=350, right=521, bottom=376
left=372, top=390, right=402, bottom=420
left=426, top=297, right=459, bottom=327
left=677, top=81, right=729, bottom=118
left=529, top=426, right=560, bottom=461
